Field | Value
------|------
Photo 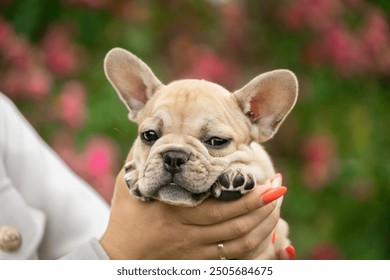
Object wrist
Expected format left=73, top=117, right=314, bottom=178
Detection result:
left=99, top=231, right=137, bottom=260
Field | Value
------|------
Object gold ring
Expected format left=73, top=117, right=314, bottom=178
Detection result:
left=217, top=243, right=228, bottom=260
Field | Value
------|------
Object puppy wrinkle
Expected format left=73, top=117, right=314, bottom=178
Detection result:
left=200, top=121, right=234, bottom=139
left=139, top=115, right=164, bottom=133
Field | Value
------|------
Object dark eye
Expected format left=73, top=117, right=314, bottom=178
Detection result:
left=206, top=137, right=230, bottom=147
left=141, top=130, right=159, bottom=144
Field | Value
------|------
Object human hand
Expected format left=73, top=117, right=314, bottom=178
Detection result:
left=100, top=168, right=290, bottom=259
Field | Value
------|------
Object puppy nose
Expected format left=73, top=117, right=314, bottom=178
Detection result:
left=162, top=150, right=190, bottom=173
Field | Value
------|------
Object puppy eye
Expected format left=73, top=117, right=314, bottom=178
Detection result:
left=206, top=137, right=230, bottom=147
left=141, top=130, right=159, bottom=144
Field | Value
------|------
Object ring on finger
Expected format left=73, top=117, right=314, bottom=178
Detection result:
left=217, top=243, right=228, bottom=260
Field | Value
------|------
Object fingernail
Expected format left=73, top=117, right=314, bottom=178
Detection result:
left=285, top=245, right=296, bottom=260
left=261, top=187, right=272, bottom=195
left=262, top=186, right=287, bottom=204
left=271, top=230, right=276, bottom=244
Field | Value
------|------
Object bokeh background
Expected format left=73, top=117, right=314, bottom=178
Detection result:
left=1, top=0, right=389, bottom=259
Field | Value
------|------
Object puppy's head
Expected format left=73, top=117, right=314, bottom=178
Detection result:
left=104, top=48, right=298, bottom=206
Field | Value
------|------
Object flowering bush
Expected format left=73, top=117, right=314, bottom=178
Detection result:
left=1, top=0, right=389, bottom=259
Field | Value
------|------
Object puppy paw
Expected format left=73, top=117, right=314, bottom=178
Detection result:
left=123, top=160, right=154, bottom=201
left=124, top=160, right=137, bottom=189
left=211, top=168, right=255, bottom=201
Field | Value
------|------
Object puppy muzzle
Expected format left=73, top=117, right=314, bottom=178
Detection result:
left=126, top=144, right=228, bottom=206
left=162, top=150, right=190, bottom=174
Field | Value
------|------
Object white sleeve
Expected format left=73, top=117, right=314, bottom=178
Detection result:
left=0, top=93, right=110, bottom=259
left=60, top=238, right=110, bottom=260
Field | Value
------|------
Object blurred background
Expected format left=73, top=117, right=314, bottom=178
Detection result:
left=1, top=0, right=389, bottom=259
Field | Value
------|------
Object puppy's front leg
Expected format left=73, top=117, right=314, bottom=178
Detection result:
left=211, top=142, right=274, bottom=201
left=123, top=160, right=153, bottom=202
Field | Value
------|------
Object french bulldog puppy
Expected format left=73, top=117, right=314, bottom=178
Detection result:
left=104, top=48, right=298, bottom=258
left=104, top=48, right=298, bottom=206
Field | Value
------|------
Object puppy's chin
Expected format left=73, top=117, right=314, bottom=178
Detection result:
left=156, top=183, right=210, bottom=207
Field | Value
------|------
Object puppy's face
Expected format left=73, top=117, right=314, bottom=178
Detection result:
left=104, top=48, right=298, bottom=206
left=129, top=80, right=251, bottom=205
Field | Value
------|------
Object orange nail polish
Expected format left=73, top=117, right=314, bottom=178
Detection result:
left=261, top=187, right=272, bottom=195
left=271, top=230, right=276, bottom=244
left=262, top=187, right=287, bottom=203
left=286, top=245, right=296, bottom=260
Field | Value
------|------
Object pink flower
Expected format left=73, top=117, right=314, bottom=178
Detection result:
left=52, top=131, right=118, bottom=202
left=1, top=67, right=52, bottom=100
left=42, top=23, right=83, bottom=76
left=359, top=9, right=390, bottom=72
left=283, top=0, right=390, bottom=76
left=0, top=69, right=23, bottom=98
left=57, top=81, right=87, bottom=128
left=361, top=10, right=389, bottom=51
left=83, top=136, right=118, bottom=179
left=0, top=17, right=12, bottom=48
left=303, top=134, right=335, bottom=164
left=281, top=2, right=306, bottom=30
left=52, top=131, right=86, bottom=177
left=221, top=1, right=246, bottom=29
left=53, top=133, right=118, bottom=202
left=302, top=163, right=330, bottom=190
left=301, top=134, right=337, bottom=189
left=45, top=46, right=81, bottom=76
left=184, top=48, right=236, bottom=88
left=282, top=0, right=342, bottom=31
left=82, top=136, right=118, bottom=202
left=219, top=1, right=247, bottom=54
left=322, top=25, right=368, bottom=75
left=310, top=243, right=344, bottom=259
left=22, top=68, right=52, bottom=99
left=1, top=35, right=32, bottom=70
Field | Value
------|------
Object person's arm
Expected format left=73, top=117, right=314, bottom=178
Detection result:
left=0, top=93, right=110, bottom=259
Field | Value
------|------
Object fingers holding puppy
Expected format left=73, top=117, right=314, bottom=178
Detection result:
left=176, top=184, right=286, bottom=225
left=174, top=184, right=286, bottom=260
left=108, top=169, right=290, bottom=260
left=211, top=203, right=281, bottom=260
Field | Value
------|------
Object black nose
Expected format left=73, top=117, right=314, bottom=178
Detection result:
left=162, top=150, right=190, bottom=173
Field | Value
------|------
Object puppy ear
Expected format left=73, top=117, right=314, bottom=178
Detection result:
left=233, top=70, right=298, bottom=142
left=104, top=48, right=163, bottom=120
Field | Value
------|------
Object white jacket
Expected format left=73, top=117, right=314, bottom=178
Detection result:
left=0, top=93, right=110, bottom=259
